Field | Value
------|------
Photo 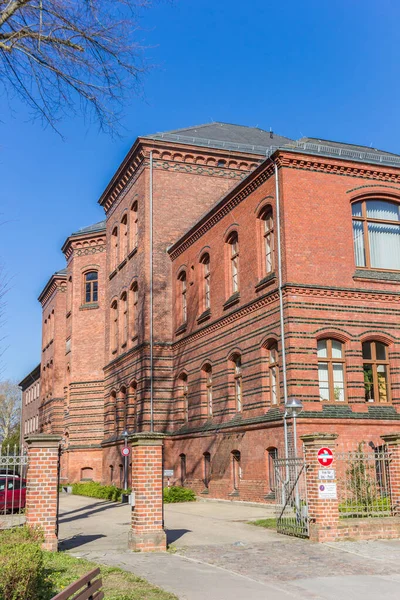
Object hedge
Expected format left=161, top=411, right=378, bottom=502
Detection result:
left=71, top=481, right=130, bottom=502
left=163, top=486, right=196, bottom=503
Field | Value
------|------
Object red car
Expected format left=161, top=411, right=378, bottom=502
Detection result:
left=0, top=477, right=26, bottom=512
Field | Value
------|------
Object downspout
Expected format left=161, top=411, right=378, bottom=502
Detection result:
left=272, top=158, right=289, bottom=460
left=149, top=151, right=154, bottom=432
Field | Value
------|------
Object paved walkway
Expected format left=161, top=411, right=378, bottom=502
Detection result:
left=59, top=494, right=400, bottom=600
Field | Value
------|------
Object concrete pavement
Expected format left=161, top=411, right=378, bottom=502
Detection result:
left=58, top=494, right=400, bottom=600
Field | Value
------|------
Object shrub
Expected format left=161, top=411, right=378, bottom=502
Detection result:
left=163, top=486, right=196, bottom=503
left=71, top=481, right=130, bottom=502
left=0, top=526, right=45, bottom=600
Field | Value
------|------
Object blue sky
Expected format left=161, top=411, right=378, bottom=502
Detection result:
left=1, top=0, right=399, bottom=382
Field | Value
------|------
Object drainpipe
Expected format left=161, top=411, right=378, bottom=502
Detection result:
left=272, top=158, right=289, bottom=460
left=149, top=151, right=154, bottom=432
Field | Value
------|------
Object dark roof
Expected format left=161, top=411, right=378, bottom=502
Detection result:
left=38, top=268, right=67, bottom=303
left=70, top=220, right=106, bottom=237
left=19, top=364, right=41, bottom=389
left=55, top=268, right=67, bottom=276
left=297, top=137, right=399, bottom=158
left=145, top=122, right=293, bottom=156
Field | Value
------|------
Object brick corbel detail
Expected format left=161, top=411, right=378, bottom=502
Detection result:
left=300, top=433, right=339, bottom=542
left=128, top=432, right=167, bottom=552
left=25, top=434, right=61, bottom=552
left=381, top=433, right=400, bottom=516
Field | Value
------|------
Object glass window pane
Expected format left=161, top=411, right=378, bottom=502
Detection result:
left=368, top=222, right=400, bottom=269
left=363, top=364, right=374, bottom=401
left=366, top=200, right=400, bottom=221
left=352, top=202, right=363, bottom=217
left=362, top=342, right=372, bottom=360
left=85, top=272, right=97, bottom=281
left=270, top=366, right=278, bottom=404
left=377, top=365, right=389, bottom=402
left=317, top=340, right=327, bottom=358
left=318, top=363, right=329, bottom=400
left=352, top=221, right=366, bottom=267
left=331, top=340, right=343, bottom=359
left=376, top=342, right=387, bottom=361
left=332, top=364, right=345, bottom=401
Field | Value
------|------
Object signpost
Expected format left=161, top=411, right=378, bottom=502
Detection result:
left=164, top=469, right=174, bottom=487
left=121, top=431, right=130, bottom=497
left=318, top=483, right=337, bottom=499
left=317, top=447, right=334, bottom=467
left=121, top=447, right=130, bottom=457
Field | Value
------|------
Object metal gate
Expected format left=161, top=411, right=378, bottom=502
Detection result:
left=274, top=456, right=309, bottom=538
left=0, top=445, right=29, bottom=529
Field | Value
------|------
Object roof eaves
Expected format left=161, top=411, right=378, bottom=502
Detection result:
left=19, top=364, right=41, bottom=389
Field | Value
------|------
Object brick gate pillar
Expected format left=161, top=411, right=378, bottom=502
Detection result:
left=128, top=432, right=166, bottom=552
left=300, top=433, right=339, bottom=542
left=25, top=434, right=61, bottom=552
left=381, top=432, right=400, bottom=516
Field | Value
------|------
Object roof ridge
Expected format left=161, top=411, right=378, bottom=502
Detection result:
left=300, top=136, right=397, bottom=156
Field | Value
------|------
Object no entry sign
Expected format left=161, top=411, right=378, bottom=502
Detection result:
left=317, top=447, right=334, bottom=467
left=121, top=446, right=130, bottom=457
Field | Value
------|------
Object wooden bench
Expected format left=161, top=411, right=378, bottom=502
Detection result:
left=51, top=568, right=103, bottom=600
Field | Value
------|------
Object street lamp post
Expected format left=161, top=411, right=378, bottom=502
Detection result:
left=122, top=430, right=129, bottom=491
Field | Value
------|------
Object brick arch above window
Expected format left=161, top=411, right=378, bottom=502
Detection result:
left=254, top=196, right=274, bottom=214
left=359, top=332, right=395, bottom=346
left=223, top=223, right=240, bottom=242
left=315, top=329, right=351, bottom=344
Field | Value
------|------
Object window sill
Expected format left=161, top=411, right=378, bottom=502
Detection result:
left=353, top=269, right=400, bottom=283
left=223, top=292, right=240, bottom=310
left=175, top=322, right=187, bottom=336
left=79, top=302, right=99, bottom=311
left=118, top=258, right=127, bottom=271
left=109, top=269, right=117, bottom=280
left=255, top=272, right=276, bottom=292
left=128, top=246, right=138, bottom=260
left=197, top=309, right=211, bottom=324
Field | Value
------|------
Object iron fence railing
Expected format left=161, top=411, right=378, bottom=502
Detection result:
left=0, top=445, right=28, bottom=529
left=336, top=448, right=393, bottom=518
left=274, top=457, right=309, bottom=538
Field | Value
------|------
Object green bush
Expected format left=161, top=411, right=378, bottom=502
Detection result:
left=0, top=526, right=46, bottom=600
left=71, top=481, right=130, bottom=502
left=163, top=486, right=196, bottom=503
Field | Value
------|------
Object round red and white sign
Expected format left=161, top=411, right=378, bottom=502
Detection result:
left=121, top=446, right=130, bottom=457
left=317, top=447, right=333, bottom=467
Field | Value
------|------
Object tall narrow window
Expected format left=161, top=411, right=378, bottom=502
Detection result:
left=67, top=275, right=72, bottom=313
left=267, top=448, right=278, bottom=497
left=178, top=271, right=187, bottom=323
left=121, top=214, right=128, bottom=259
left=111, top=300, right=118, bottom=354
left=201, top=254, right=211, bottom=311
left=180, top=373, right=189, bottom=422
left=228, top=233, right=239, bottom=293
left=352, top=200, right=400, bottom=270
left=129, top=281, right=138, bottom=340
left=130, top=201, right=138, bottom=251
left=84, top=271, right=98, bottom=303
left=204, top=364, right=213, bottom=417
left=180, top=453, right=186, bottom=486
left=111, top=227, right=118, bottom=271
left=232, top=450, right=241, bottom=491
left=120, top=292, right=128, bottom=346
left=317, top=339, right=346, bottom=401
left=362, top=341, right=390, bottom=403
left=260, top=208, right=274, bottom=273
left=127, top=381, right=137, bottom=431
left=203, top=452, right=211, bottom=488
left=268, top=343, right=279, bottom=405
left=233, top=355, right=242, bottom=412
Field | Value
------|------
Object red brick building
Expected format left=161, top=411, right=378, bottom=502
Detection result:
left=19, top=364, right=41, bottom=444
left=20, top=123, right=400, bottom=501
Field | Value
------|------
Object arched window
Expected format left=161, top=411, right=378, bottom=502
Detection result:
left=130, top=201, right=138, bottom=251
left=362, top=341, right=390, bottom=403
left=121, top=214, right=128, bottom=259
left=201, top=253, right=210, bottom=311
left=352, top=199, right=400, bottom=270
left=267, top=343, right=279, bottom=405
left=180, top=373, right=189, bottom=421
left=129, top=281, right=138, bottom=340
left=120, top=292, right=128, bottom=347
left=117, top=387, right=126, bottom=434
left=203, top=452, right=211, bottom=488
left=232, top=450, right=241, bottom=491
left=178, top=271, right=187, bottom=323
left=259, top=207, right=274, bottom=274
left=317, top=339, right=346, bottom=401
left=127, top=381, right=137, bottom=430
left=111, top=300, right=118, bottom=354
left=111, top=226, right=118, bottom=271
left=227, top=232, right=239, bottom=294
left=180, top=453, right=186, bottom=486
left=109, top=465, right=114, bottom=484
left=203, top=364, right=213, bottom=417
left=107, top=391, right=117, bottom=435
left=84, top=271, right=98, bottom=304
left=231, top=354, right=242, bottom=412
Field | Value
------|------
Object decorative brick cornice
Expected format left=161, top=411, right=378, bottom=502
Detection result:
left=38, top=275, right=67, bottom=306
left=284, top=282, right=400, bottom=302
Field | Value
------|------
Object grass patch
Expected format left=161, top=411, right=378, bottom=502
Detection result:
left=43, top=552, right=177, bottom=600
left=249, top=518, right=277, bottom=529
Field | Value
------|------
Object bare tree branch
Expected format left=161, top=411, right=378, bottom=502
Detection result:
left=0, top=1, right=158, bottom=134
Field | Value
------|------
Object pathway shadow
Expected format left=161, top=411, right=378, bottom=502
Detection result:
left=59, top=502, right=125, bottom=524
left=59, top=534, right=106, bottom=551
left=166, top=528, right=192, bottom=544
